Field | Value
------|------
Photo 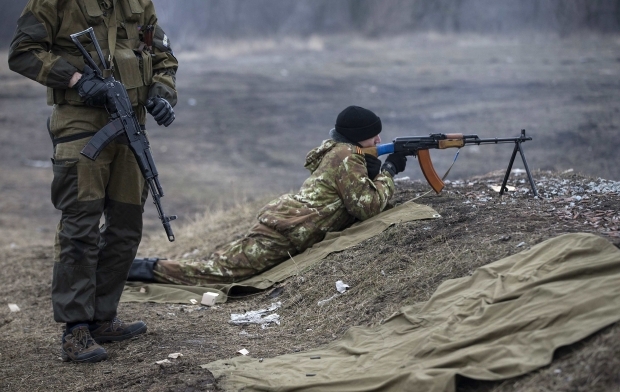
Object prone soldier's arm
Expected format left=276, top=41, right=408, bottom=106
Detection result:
left=335, top=153, right=395, bottom=221
left=8, top=0, right=78, bottom=89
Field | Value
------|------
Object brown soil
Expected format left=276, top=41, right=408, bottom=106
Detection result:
left=0, top=33, right=619, bottom=391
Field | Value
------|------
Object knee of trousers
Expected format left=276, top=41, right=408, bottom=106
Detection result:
left=51, top=149, right=106, bottom=265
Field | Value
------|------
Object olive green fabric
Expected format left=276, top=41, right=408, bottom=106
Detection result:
left=121, top=201, right=440, bottom=303
left=122, top=284, right=227, bottom=305
left=204, top=233, right=620, bottom=392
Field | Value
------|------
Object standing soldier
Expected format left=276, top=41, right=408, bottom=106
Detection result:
left=8, top=0, right=178, bottom=363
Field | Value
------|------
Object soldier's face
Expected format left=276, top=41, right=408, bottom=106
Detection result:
left=358, top=134, right=381, bottom=148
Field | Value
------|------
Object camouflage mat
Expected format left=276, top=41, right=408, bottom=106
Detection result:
left=203, top=233, right=620, bottom=392
left=121, top=200, right=441, bottom=304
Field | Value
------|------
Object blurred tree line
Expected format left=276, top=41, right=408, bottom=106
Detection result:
left=2, top=0, right=619, bottom=48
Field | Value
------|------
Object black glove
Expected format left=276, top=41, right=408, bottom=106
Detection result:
left=73, top=65, right=108, bottom=107
left=146, top=96, right=175, bottom=127
left=381, top=152, right=407, bottom=177
left=364, top=154, right=381, bottom=180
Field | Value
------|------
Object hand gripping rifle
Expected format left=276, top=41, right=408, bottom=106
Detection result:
left=360, top=130, right=538, bottom=197
left=70, top=27, right=177, bottom=241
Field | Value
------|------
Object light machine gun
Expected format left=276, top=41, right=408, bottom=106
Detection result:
left=360, top=130, right=538, bottom=197
left=70, top=27, right=177, bottom=241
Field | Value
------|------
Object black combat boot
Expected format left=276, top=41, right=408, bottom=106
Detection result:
left=89, top=317, right=147, bottom=344
left=127, top=257, right=159, bottom=282
left=61, top=325, right=108, bottom=363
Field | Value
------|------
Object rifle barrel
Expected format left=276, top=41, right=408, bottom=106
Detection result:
left=464, top=136, right=531, bottom=145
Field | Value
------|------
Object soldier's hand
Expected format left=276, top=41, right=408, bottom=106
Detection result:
left=381, top=152, right=407, bottom=177
left=146, top=96, right=175, bottom=127
left=73, top=65, right=108, bottom=107
left=364, top=154, right=381, bottom=180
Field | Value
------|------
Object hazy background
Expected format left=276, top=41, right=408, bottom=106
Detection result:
left=1, top=0, right=619, bottom=248
left=2, top=0, right=620, bottom=44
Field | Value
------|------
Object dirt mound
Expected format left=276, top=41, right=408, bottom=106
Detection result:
left=1, top=170, right=618, bottom=391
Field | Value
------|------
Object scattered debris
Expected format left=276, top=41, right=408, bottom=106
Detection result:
left=189, top=298, right=198, bottom=305
left=238, top=348, right=250, bottom=356
left=335, top=280, right=350, bottom=293
left=168, top=353, right=183, bottom=359
left=8, top=304, right=20, bottom=312
left=230, top=302, right=281, bottom=328
left=201, top=292, right=220, bottom=306
left=517, top=242, right=527, bottom=248
left=155, top=359, right=171, bottom=365
left=139, top=287, right=147, bottom=293
left=489, top=185, right=516, bottom=193
left=318, top=294, right=340, bottom=306
left=268, top=286, right=285, bottom=298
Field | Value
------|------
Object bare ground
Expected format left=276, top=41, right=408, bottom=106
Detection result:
left=0, top=33, right=619, bottom=391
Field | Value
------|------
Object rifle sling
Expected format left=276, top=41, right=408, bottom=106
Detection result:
left=50, top=132, right=97, bottom=147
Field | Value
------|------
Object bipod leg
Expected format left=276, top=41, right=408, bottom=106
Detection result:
left=499, top=142, right=519, bottom=196
left=517, top=142, right=538, bottom=197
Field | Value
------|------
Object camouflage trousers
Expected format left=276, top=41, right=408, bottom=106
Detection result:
left=153, top=223, right=296, bottom=285
left=51, top=136, right=148, bottom=323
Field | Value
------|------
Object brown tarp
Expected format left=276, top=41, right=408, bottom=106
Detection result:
left=204, top=233, right=620, bottom=392
left=121, top=201, right=441, bottom=304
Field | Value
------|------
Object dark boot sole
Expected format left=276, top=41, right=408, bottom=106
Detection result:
left=93, top=323, right=147, bottom=344
left=61, top=349, right=108, bottom=363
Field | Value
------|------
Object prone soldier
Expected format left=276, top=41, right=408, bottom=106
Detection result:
left=128, top=106, right=408, bottom=285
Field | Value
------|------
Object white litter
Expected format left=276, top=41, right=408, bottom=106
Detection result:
left=189, top=299, right=198, bottom=305
left=238, top=348, right=250, bottom=356
left=335, top=280, right=349, bottom=293
left=230, top=302, right=281, bottom=328
left=168, top=353, right=183, bottom=359
left=201, top=292, right=220, bottom=306
left=317, top=294, right=339, bottom=306
left=489, top=185, right=516, bottom=193
left=8, top=304, right=20, bottom=312
left=155, top=359, right=171, bottom=365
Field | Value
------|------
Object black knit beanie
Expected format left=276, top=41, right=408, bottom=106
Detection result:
left=335, top=106, right=382, bottom=142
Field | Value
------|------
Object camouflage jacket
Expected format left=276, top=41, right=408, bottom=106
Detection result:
left=8, top=0, right=178, bottom=125
left=257, top=139, right=395, bottom=251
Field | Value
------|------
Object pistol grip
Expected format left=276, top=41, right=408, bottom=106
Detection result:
left=417, top=149, right=444, bottom=194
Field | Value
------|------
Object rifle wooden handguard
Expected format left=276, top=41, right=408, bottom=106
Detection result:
left=438, top=134, right=465, bottom=149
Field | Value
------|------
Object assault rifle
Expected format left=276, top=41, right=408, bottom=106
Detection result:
left=70, top=27, right=177, bottom=241
left=360, top=130, right=538, bottom=196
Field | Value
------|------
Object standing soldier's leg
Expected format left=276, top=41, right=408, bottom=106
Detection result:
left=51, top=136, right=112, bottom=363
left=51, top=138, right=111, bottom=324
left=90, top=140, right=149, bottom=342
